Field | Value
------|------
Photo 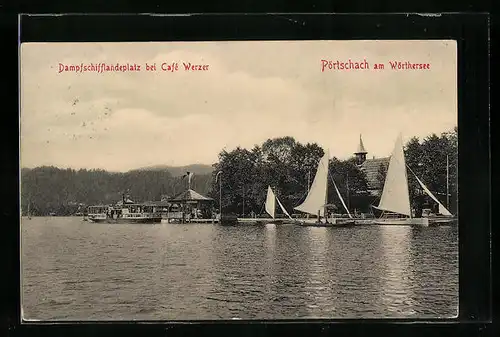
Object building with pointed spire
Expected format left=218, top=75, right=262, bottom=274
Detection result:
left=354, top=134, right=368, bottom=165
left=354, top=134, right=390, bottom=196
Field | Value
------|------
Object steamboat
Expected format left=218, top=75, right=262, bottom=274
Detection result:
left=87, top=196, right=162, bottom=224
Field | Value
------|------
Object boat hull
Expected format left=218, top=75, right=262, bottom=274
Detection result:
left=236, top=218, right=286, bottom=225
left=353, top=219, right=375, bottom=225
left=297, top=218, right=356, bottom=227
left=373, top=218, right=429, bottom=227
left=428, top=217, right=457, bottom=226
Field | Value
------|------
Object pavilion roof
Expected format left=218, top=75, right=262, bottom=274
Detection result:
left=169, top=189, right=214, bottom=202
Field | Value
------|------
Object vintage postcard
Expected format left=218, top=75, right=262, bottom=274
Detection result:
left=20, top=40, right=458, bottom=321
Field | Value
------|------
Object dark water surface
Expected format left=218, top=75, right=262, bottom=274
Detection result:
left=21, top=217, right=458, bottom=320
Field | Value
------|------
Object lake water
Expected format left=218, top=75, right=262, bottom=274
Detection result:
left=21, top=217, right=458, bottom=320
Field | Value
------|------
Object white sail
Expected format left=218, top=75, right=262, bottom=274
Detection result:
left=413, top=173, right=453, bottom=216
left=265, top=186, right=276, bottom=219
left=276, top=195, right=293, bottom=220
left=294, top=150, right=329, bottom=217
left=333, top=179, right=352, bottom=218
left=377, top=133, right=412, bottom=217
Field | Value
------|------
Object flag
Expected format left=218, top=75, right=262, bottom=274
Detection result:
left=182, top=172, right=194, bottom=186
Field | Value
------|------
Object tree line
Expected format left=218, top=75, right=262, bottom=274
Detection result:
left=21, top=167, right=212, bottom=216
left=21, top=127, right=457, bottom=217
left=404, top=127, right=458, bottom=215
left=208, top=137, right=369, bottom=216
left=209, top=128, right=457, bottom=216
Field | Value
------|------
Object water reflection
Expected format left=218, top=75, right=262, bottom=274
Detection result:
left=266, top=225, right=311, bottom=318
left=303, top=227, right=334, bottom=317
left=379, top=226, right=417, bottom=317
left=264, top=224, right=276, bottom=273
left=210, top=225, right=269, bottom=319
left=406, top=226, right=459, bottom=318
left=154, top=223, right=219, bottom=319
left=22, top=218, right=459, bottom=320
left=301, top=227, right=388, bottom=318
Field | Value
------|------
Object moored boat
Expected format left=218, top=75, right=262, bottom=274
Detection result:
left=292, top=149, right=356, bottom=227
left=87, top=202, right=162, bottom=224
left=235, top=186, right=295, bottom=225
left=297, top=217, right=356, bottom=227
left=236, top=217, right=282, bottom=225
left=371, top=133, right=454, bottom=227
left=371, top=133, right=427, bottom=226
left=373, top=217, right=429, bottom=226
left=427, top=215, right=457, bottom=226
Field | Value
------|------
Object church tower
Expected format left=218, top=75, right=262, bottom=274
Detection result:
left=354, top=134, right=367, bottom=165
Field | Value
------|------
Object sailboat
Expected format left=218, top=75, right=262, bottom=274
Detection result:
left=237, top=186, right=295, bottom=225
left=264, top=186, right=296, bottom=224
left=293, top=149, right=356, bottom=227
left=372, top=133, right=429, bottom=226
left=406, top=165, right=457, bottom=226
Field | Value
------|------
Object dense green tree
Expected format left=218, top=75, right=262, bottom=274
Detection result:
left=209, top=147, right=261, bottom=215
left=208, top=137, right=367, bottom=216
left=376, top=128, right=458, bottom=215
left=328, top=157, right=368, bottom=214
left=407, top=129, right=458, bottom=214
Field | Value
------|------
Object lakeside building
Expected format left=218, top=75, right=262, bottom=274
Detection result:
left=352, top=135, right=449, bottom=216
left=163, top=188, right=214, bottom=223
left=353, top=135, right=390, bottom=197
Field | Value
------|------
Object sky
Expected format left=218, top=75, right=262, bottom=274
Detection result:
left=20, top=40, right=457, bottom=172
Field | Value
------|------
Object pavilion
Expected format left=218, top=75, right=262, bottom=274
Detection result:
left=167, top=189, right=215, bottom=223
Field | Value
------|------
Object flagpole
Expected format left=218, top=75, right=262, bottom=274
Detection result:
left=308, top=169, right=311, bottom=194
left=216, top=171, right=223, bottom=220
left=242, top=185, right=245, bottom=217
left=346, top=173, right=350, bottom=211
left=446, top=154, right=449, bottom=209
left=306, top=169, right=311, bottom=220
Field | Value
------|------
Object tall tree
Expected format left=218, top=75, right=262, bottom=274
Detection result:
left=208, top=137, right=367, bottom=216
left=404, top=128, right=458, bottom=214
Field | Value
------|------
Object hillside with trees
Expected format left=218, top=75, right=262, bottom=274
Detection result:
left=21, top=167, right=212, bottom=216
left=131, top=164, right=213, bottom=176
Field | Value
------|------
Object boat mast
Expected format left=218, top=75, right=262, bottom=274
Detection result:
left=402, top=142, right=412, bottom=219
left=324, top=157, right=329, bottom=222
left=446, top=154, right=449, bottom=209
left=216, top=171, right=223, bottom=217
left=346, top=173, right=350, bottom=211
left=307, top=169, right=311, bottom=194
left=307, top=170, right=311, bottom=220
left=242, top=185, right=245, bottom=217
